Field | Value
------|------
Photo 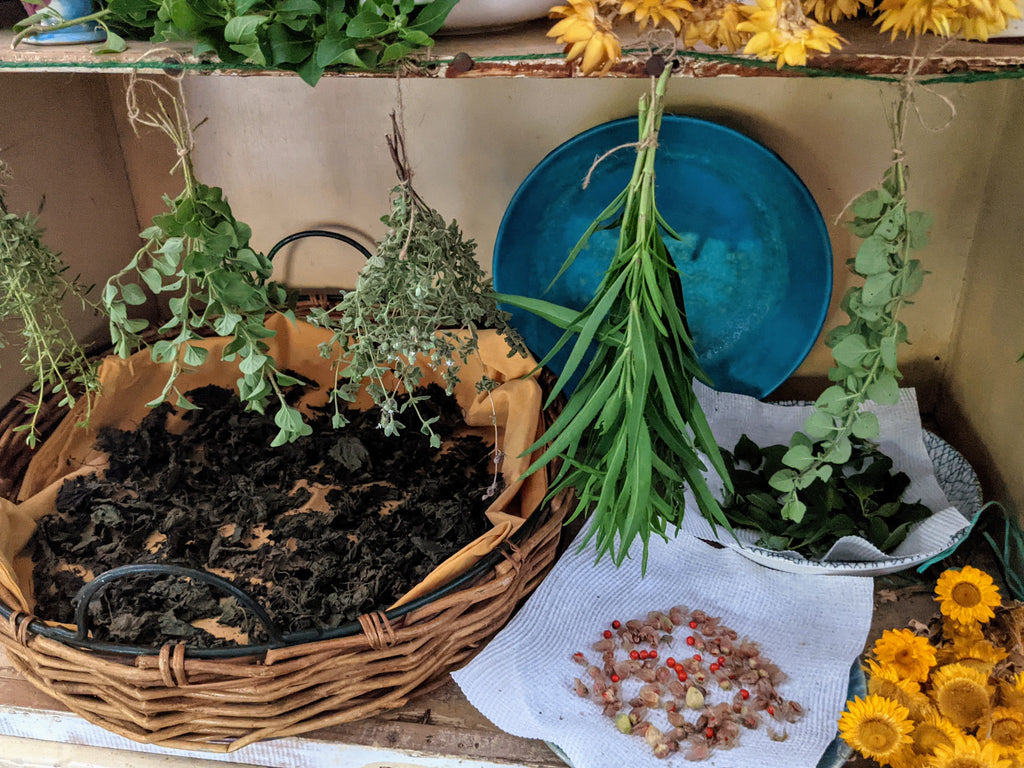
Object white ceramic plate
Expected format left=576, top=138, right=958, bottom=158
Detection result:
left=722, top=431, right=982, bottom=576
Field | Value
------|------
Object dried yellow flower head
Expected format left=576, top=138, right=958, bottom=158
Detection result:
left=930, top=663, right=994, bottom=730
left=986, top=707, right=1024, bottom=759
left=873, top=628, right=938, bottom=683
left=620, top=0, right=695, bottom=31
left=737, top=0, right=844, bottom=68
left=865, top=659, right=931, bottom=720
left=838, top=694, right=914, bottom=763
left=935, top=566, right=1002, bottom=626
left=929, top=733, right=1012, bottom=768
left=547, top=0, right=623, bottom=75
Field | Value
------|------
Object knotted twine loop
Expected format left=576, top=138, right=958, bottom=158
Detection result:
left=8, top=610, right=34, bottom=645
left=124, top=49, right=199, bottom=177
left=832, top=41, right=957, bottom=226
left=358, top=610, right=397, bottom=650
left=157, top=641, right=190, bottom=687
left=499, top=540, right=525, bottom=577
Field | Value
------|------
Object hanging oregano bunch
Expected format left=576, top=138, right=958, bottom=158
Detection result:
left=502, top=62, right=734, bottom=571
left=0, top=161, right=103, bottom=447
left=767, top=78, right=930, bottom=524
left=104, top=71, right=306, bottom=447
left=306, top=113, right=526, bottom=448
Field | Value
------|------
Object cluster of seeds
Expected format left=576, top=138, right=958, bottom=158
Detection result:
left=571, top=606, right=805, bottom=761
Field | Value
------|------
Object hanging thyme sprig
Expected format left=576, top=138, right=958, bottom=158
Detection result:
left=104, top=70, right=304, bottom=447
left=769, top=75, right=930, bottom=523
left=0, top=161, right=103, bottom=447
left=502, top=64, right=734, bottom=571
left=306, top=112, right=525, bottom=448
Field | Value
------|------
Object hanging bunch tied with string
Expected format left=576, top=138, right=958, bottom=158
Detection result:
left=305, top=109, right=526, bottom=448
left=546, top=0, right=1021, bottom=73
left=503, top=62, right=734, bottom=571
left=103, top=66, right=304, bottom=447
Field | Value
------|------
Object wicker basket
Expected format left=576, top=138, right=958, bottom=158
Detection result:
left=0, top=317, right=571, bottom=752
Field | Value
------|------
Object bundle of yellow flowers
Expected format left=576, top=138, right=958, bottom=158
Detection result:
left=547, top=0, right=1022, bottom=73
left=838, top=565, right=1024, bottom=768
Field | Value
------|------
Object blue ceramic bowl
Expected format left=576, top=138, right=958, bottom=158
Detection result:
left=493, top=115, right=833, bottom=398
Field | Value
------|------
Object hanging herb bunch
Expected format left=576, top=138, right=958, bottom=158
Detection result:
left=104, top=71, right=307, bottom=448
left=13, top=0, right=459, bottom=86
left=504, top=62, right=734, bottom=571
left=0, top=160, right=104, bottom=447
left=718, top=76, right=933, bottom=556
left=306, top=113, right=527, bottom=449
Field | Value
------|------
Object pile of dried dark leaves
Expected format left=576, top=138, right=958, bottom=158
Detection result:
left=29, top=383, right=497, bottom=648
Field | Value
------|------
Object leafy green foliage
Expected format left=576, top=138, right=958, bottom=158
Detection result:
left=771, top=159, right=930, bottom=524
left=506, top=68, right=733, bottom=571
left=13, top=0, right=458, bottom=85
left=720, top=434, right=931, bottom=557
left=0, top=162, right=103, bottom=447
left=104, top=80, right=303, bottom=447
left=306, top=117, right=525, bottom=448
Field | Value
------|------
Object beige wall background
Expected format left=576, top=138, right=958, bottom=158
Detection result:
left=1, top=71, right=1022, bottom=516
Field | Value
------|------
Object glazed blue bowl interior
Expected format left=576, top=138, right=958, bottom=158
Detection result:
left=493, top=115, right=833, bottom=398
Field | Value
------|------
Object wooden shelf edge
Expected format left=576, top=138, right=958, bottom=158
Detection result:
left=2, top=17, right=1024, bottom=79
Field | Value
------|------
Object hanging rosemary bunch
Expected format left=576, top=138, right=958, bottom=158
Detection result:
left=306, top=113, right=526, bottom=448
left=0, top=160, right=103, bottom=447
left=504, top=63, right=733, bottom=570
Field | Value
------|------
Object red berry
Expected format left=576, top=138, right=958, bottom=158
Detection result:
left=686, top=636, right=696, bottom=646
left=666, top=657, right=676, bottom=668
left=630, top=650, right=640, bottom=660
left=611, top=674, right=620, bottom=683
left=693, top=654, right=702, bottom=662
left=639, top=650, right=649, bottom=660
left=649, top=650, right=658, bottom=659
left=677, top=670, right=688, bottom=681
left=768, top=705, right=776, bottom=716
left=689, top=620, right=698, bottom=629
left=612, top=620, right=621, bottom=629
left=705, top=727, right=714, bottom=739
left=710, top=663, right=719, bottom=672
left=740, top=689, right=750, bottom=700
left=717, top=656, right=726, bottom=665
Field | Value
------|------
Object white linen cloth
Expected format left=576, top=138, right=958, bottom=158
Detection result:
left=452, top=523, right=874, bottom=768
left=680, top=384, right=972, bottom=569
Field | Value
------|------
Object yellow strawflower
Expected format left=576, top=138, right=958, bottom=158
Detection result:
left=547, top=0, right=623, bottom=75
left=935, top=566, right=1002, bottom=626
left=682, top=0, right=754, bottom=48
left=865, top=659, right=932, bottom=720
left=804, top=0, right=875, bottom=23
left=738, top=0, right=843, bottom=68
left=987, top=707, right=1024, bottom=759
left=930, top=662, right=994, bottom=730
left=929, top=733, right=1012, bottom=768
left=838, top=694, right=915, bottom=764
left=873, top=628, right=938, bottom=683
left=620, top=0, right=695, bottom=31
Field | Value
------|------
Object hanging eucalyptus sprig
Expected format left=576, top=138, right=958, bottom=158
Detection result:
left=305, top=112, right=525, bottom=447
left=769, top=78, right=930, bottom=523
left=0, top=161, right=103, bottom=447
left=501, top=63, right=734, bottom=571
left=104, top=71, right=306, bottom=447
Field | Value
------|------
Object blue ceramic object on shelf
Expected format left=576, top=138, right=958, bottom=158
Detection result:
left=493, top=115, right=833, bottom=398
left=21, top=0, right=105, bottom=45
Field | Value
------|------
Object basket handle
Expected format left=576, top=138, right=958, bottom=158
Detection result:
left=72, top=563, right=285, bottom=646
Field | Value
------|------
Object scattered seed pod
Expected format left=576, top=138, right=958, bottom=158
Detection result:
left=570, top=609, right=805, bottom=761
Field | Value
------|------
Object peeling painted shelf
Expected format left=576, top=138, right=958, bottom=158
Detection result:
left=2, top=18, right=1024, bottom=78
